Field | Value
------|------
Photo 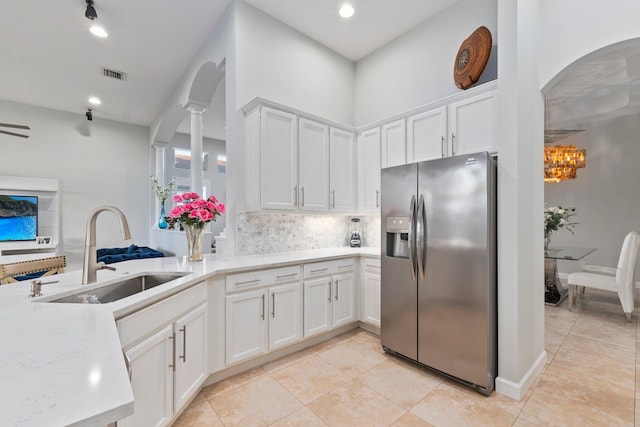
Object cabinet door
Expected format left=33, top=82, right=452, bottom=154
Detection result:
left=261, top=107, right=298, bottom=210
left=359, top=128, right=381, bottom=211
left=329, top=128, right=356, bottom=211
left=268, top=282, right=302, bottom=351
left=299, top=118, right=329, bottom=211
left=407, top=107, right=447, bottom=162
left=226, top=289, right=267, bottom=365
left=448, top=91, right=495, bottom=156
left=381, top=119, right=406, bottom=168
left=303, top=276, right=332, bottom=338
left=362, top=271, right=381, bottom=327
left=332, top=273, right=355, bottom=328
left=119, top=325, right=174, bottom=427
left=174, top=304, right=207, bottom=412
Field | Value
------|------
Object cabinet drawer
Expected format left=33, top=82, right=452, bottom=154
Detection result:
left=118, top=282, right=206, bottom=349
left=225, top=265, right=301, bottom=293
left=303, top=257, right=355, bottom=278
left=363, top=258, right=381, bottom=272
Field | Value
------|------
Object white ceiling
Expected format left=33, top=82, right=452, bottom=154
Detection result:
left=1, top=0, right=460, bottom=136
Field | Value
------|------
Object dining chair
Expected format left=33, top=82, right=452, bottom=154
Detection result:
left=567, top=231, right=640, bottom=322
left=0, top=256, right=66, bottom=285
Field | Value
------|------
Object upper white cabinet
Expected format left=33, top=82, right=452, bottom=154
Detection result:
left=358, top=128, right=381, bottom=212
left=406, top=107, right=447, bottom=162
left=381, top=119, right=406, bottom=168
left=299, top=118, right=329, bottom=211
left=329, top=127, right=356, bottom=211
left=448, top=91, right=495, bottom=157
left=260, top=107, right=298, bottom=210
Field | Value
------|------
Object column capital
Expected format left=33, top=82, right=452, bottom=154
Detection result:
left=184, top=102, right=207, bottom=114
left=152, top=141, right=169, bottom=151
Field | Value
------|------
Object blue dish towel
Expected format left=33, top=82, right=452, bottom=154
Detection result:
left=97, top=244, right=165, bottom=265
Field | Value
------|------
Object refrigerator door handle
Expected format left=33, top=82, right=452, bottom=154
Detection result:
left=408, top=195, right=417, bottom=280
left=417, top=194, right=426, bottom=281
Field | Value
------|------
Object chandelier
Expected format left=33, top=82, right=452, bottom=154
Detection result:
left=544, top=145, right=586, bottom=183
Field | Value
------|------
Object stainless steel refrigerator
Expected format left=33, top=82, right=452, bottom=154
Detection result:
left=380, top=152, right=497, bottom=395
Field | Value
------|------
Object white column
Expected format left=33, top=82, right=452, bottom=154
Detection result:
left=152, top=142, right=168, bottom=222
left=187, top=104, right=206, bottom=196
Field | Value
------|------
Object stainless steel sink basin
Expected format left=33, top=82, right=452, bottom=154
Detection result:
left=49, top=273, right=187, bottom=304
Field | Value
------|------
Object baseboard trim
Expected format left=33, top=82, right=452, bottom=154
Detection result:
left=495, top=350, right=546, bottom=400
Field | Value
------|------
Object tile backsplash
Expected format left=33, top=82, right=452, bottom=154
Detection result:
left=236, top=212, right=381, bottom=255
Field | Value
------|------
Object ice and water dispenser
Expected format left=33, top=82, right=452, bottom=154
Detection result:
left=385, top=216, right=410, bottom=258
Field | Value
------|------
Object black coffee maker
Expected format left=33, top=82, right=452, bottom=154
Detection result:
left=349, top=217, right=362, bottom=247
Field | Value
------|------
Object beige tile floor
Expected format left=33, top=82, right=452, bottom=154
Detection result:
left=174, top=289, right=639, bottom=426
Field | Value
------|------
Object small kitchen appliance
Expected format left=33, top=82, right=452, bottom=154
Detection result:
left=349, top=217, right=362, bottom=247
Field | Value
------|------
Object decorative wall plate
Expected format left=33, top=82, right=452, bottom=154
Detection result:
left=454, top=26, right=492, bottom=90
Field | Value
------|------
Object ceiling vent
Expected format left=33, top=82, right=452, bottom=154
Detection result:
left=101, top=67, right=127, bottom=81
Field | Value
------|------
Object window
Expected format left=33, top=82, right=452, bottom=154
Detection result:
left=174, top=148, right=208, bottom=171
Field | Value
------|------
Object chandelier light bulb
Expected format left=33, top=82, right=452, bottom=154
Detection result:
left=339, top=4, right=355, bottom=18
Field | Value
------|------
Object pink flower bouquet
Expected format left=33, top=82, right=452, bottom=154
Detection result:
left=169, top=192, right=225, bottom=228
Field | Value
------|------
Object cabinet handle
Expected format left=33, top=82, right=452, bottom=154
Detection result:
left=294, top=185, right=298, bottom=206
left=301, top=186, right=305, bottom=207
left=276, top=273, right=298, bottom=279
left=335, top=279, right=339, bottom=301
left=441, top=135, right=446, bottom=158
left=271, top=292, right=275, bottom=318
left=366, top=264, right=381, bottom=269
left=332, top=189, right=336, bottom=208
left=169, top=333, right=176, bottom=372
left=451, top=133, right=456, bottom=156
left=338, top=264, right=353, bottom=269
left=328, top=281, right=332, bottom=302
left=234, top=279, right=260, bottom=286
left=261, top=294, right=265, bottom=320
left=376, top=189, right=380, bottom=208
left=311, top=268, right=328, bottom=273
left=123, top=349, right=132, bottom=381
left=179, top=326, right=187, bottom=363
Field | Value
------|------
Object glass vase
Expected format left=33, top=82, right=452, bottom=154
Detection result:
left=544, top=232, right=551, bottom=250
left=158, top=201, right=168, bottom=229
left=184, top=223, right=205, bottom=262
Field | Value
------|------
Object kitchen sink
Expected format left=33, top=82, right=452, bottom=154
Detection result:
left=49, top=273, right=188, bottom=304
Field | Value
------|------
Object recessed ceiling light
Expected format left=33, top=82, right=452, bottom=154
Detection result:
left=88, top=97, right=101, bottom=105
left=89, top=25, right=108, bottom=38
left=339, top=4, right=355, bottom=18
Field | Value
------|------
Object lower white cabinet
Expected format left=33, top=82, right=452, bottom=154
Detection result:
left=304, top=269, right=355, bottom=338
left=226, top=281, right=302, bottom=365
left=117, top=283, right=208, bottom=427
left=361, top=259, right=381, bottom=327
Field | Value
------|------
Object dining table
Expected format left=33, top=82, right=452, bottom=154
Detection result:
left=544, top=246, right=596, bottom=306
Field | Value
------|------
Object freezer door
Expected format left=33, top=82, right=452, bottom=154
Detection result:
left=380, top=163, right=418, bottom=360
left=417, top=152, right=496, bottom=389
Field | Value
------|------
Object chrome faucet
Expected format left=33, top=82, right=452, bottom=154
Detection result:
left=82, top=206, right=132, bottom=285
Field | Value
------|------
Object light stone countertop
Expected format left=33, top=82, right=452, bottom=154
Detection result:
left=0, top=246, right=379, bottom=426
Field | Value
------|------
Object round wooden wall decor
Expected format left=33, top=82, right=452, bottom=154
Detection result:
left=453, top=26, right=492, bottom=90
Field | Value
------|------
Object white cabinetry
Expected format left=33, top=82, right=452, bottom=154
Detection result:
left=381, top=119, right=406, bottom=168
left=299, top=118, right=329, bottom=210
left=406, top=90, right=495, bottom=163
left=225, top=266, right=302, bottom=365
left=117, top=283, right=207, bottom=427
left=329, top=127, right=356, bottom=211
left=260, top=107, right=298, bottom=210
left=303, top=258, right=356, bottom=338
left=360, top=258, right=381, bottom=328
left=358, top=128, right=381, bottom=211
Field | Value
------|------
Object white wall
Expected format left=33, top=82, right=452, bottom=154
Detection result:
left=540, top=0, right=640, bottom=90
left=235, top=1, right=355, bottom=125
left=0, top=99, right=151, bottom=270
left=545, top=113, right=640, bottom=274
left=355, top=0, right=497, bottom=126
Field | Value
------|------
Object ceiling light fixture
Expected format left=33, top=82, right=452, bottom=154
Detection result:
left=89, top=25, right=108, bottom=38
left=86, top=109, right=93, bottom=121
left=339, top=4, right=355, bottom=18
left=85, top=0, right=97, bottom=21
left=88, top=97, right=101, bottom=105
left=544, top=145, right=586, bottom=183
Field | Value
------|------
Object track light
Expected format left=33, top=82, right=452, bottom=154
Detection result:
left=85, top=0, right=97, bottom=21
left=86, top=108, right=93, bottom=121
